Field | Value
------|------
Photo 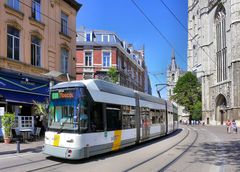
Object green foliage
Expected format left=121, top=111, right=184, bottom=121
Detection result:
left=192, top=101, right=202, bottom=120
left=33, top=100, right=48, bottom=117
left=2, top=113, right=15, bottom=137
left=33, top=100, right=48, bottom=128
left=107, top=67, right=119, bottom=83
left=171, top=72, right=202, bottom=120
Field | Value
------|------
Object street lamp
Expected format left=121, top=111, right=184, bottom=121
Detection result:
left=43, top=70, right=63, bottom=89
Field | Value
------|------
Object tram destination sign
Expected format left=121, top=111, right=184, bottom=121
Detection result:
left=51, top=91, right=74, bottom=100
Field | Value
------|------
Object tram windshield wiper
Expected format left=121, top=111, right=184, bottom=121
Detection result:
left=58, top=118, right=68, bottom=133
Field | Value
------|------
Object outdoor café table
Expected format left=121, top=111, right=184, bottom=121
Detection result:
left=19, top=128, right=32, bottom=141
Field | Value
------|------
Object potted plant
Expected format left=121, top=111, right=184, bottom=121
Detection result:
left=2, top=113, right=15, bottom=144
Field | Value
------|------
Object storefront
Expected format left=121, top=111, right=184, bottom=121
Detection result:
left=0, top=70, right=49, bottom=138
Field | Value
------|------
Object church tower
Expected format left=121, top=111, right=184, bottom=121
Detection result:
left=167, top=49, right=189, bottom=122
left=167, top=49, right=180, bottom=98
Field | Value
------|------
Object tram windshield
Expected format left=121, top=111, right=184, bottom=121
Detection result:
left=48, top=87, right=88, bottom=132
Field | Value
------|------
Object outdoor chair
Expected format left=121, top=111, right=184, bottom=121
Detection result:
left=30, top=127, right=41, bottom=141
left=11, top=129, right=23, bottom=142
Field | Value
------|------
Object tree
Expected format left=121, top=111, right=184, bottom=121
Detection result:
left=32, top=100, right=48, bottom=130
left=171, top=72, right=202, bottom=121
left=107, top=67, right=119, bottom=84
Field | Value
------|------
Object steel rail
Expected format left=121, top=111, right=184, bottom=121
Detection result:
left=124, top=127, right=190, bottom=172
left=158, top=127, right=199, bottom=172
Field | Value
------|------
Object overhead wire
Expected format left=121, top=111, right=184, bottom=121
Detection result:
left=130, top=0, right=187, bottom=66
left=159, top=0, right=217, bottom=66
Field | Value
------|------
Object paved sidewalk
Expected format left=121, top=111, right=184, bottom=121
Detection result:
left=0, top=139, right=44, bottom=155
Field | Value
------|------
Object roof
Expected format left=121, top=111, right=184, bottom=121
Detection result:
left=63, top=0, right=82, bottom=11
left=51, top=79, right=135, bottom=98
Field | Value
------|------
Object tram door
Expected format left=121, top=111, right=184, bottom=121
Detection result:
left=141, top=107, right=150, bottom=139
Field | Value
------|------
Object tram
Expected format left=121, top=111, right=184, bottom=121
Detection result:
left=43, top=79, right=178, bottom=159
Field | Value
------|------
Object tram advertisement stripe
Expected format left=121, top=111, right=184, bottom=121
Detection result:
left=53, top=134, right=60, bottom=147
left=112, top=130, right=122, bottom=151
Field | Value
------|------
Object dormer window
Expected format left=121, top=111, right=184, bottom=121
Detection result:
left=109, top=35, right=115, bottom=43
left=103, top=35, right=108, bottom=43
left=85, top=32, right=92, bottom=42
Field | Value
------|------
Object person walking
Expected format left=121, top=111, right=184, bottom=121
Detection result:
left=226, top=119, right=231, bottom=133
left=232, top=119, right=237, bottom=134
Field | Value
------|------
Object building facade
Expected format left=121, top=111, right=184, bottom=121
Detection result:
left=167, top=50, right=189, bottom=122
left=76, top=29, right=148, bottom=93
left=0, top=0, right=80, bottom=136
left=188, top=0, right=240, bottom=125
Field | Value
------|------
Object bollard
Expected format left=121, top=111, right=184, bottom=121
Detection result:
left=16, top=141, right=20, bottom=153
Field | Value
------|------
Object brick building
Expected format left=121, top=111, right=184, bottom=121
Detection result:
left=76, top=29, right=148, bottom=93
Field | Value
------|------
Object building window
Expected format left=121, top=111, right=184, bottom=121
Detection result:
left=215, top=5, right=227, bottom=82
left=61, top=48, right=69, bottom=73
left=32, top=0, right=41, bottom=21
left=85, top=33, right=91, bottom=42
left=96, top=34, right=101, bottom=42
left=102, top=51, right=111, bottom=67
left=61, top=12, right=68, bottom=35
left=7, top=0, right=20, bottom=11
left=172, top=74, right=175, bottom=81
left=7, top=26, right=20, bottom=60
left=84, top=51, right=93, bottom=66
left=109, top=35, right=115, bottom=43
left=118, top=57, right=121, bottom=69
left=31, top=36, right=41, bottom=66
left=102, top=35, right=108, bottom=43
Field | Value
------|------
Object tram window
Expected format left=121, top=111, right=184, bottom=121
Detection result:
left=141, top=107, right=150, bottom=115
left=122, top=105, right=135, bottom=129
left=159, top=110, right=166, bottom=123
left=79, top=96, right=89, bottom=132
left=173, top=113, right=178, bottom=121
left=90, top=103, right=104, bottom=132
left=106, top=105, right=121, bottom=131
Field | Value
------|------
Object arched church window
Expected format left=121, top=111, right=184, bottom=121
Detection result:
left=215, top=4, right=227, bottom=82
left=172, top=74, right=175, bottom=81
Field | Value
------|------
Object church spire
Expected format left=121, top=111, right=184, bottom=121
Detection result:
left=170, top=49, right=177, bottom=71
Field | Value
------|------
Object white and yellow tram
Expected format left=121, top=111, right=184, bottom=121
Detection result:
left=43, top=79, right=178, bottom=159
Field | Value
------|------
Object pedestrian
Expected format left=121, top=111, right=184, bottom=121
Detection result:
left=226, top=119, right=231, bottom=133
left=232, top=119, right=237, bottom=134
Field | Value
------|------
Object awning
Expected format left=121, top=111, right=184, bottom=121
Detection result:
left=0, top=90, right=48, bottom=104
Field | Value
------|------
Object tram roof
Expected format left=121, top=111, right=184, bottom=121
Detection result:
left=51, top=79, right=135, bottom=98
left=51, top=79, right=165, bottom=105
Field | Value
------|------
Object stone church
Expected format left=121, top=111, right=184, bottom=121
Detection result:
left=188, top=0, right=240, bottom=125
left=167, top=50, right=189, bottom=123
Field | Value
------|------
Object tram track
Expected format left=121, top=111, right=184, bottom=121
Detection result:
left=158, top=127, right=199, bottom=172
left=124, top=126, right=192, bottom=172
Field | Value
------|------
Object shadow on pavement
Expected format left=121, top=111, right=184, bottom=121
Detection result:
left=0, top=146, right=42, bottom=155
left=192, top=140, right=240, bottom=171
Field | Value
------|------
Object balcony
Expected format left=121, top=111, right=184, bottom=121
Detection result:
left=83, top=66, right=94, bottom=72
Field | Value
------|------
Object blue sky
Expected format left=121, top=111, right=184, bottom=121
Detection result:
left=76, top=0, right=188, bottom=98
